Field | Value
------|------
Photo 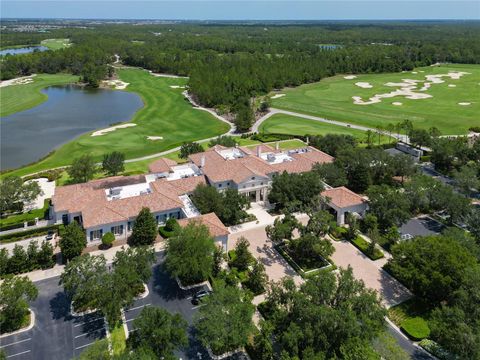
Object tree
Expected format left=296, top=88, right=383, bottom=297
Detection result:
left=231, top=237, right=253, bottom=271
left=59, top=221, right=87, bottom=261
left=209, top=135, right=237, bottom=148
left=234, top=105, right=254, bottom=132
left=366, top=185, right=411, bottom=231
left=0, top=176, right=42, bottom=214
left=191, top=184, right=223, bottom=215
left=67, top=154, right=97, bottom=183
left=453, top=164, right=479, bottom=196
left=409, top=129, right=431, bottom=148
left=37, top=240, right=55, bottom=269
left=220, top=188, right=249, bottom=226
left=128, top=307, right=188, bottom=360
left=7, top=245, right=29, bottom=274
left=179, top=142, right=204, bottom=159
left=262, top=267, right=386, bottom=358
left=0, top=276, right=38, bottom=333
left=313, top=162, right=348, bottom=187
left=0, top=249, right=8, bottom=276
left=212, top=245, right=224, bottom=277
left=302, top=210, right=334, bottom=237
left=385, top=235, right=478, bottom=303
left=130, top=208, right=157, bottom=246
left=102, top=232, right=115, bottom=248
left=245, top=262, right=268, bottom=295
left=165, top=221, right=215, bottom=285
left=392, top=154, right=416, bottom=183
left=195, top=284, right=255, bottom=355
left=309, top=134, right=357, bottom=157
left=74, top=339, right=110, bottom=360
left=289, top=233, right=334, bottom=265
left=259, top=98, right=270, bottom=113
left=102, top=151, right=125, bottom=176
left=265, top=213, right=299, bottom=243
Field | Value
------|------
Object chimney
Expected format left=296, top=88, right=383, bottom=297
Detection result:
left=200, top=155, right=205, bottom=168
left=257, top=146, right=262, bottom=158
left=275, top=142, right=279, bottom=151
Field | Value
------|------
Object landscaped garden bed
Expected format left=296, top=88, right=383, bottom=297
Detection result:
left=0, top=224, right=62, bottom=244
left=388, top=297, right=432, bottom=341
left=0, top=199, right=50, bottom=231
left=275, top=243, right=332, bottom=278
left=350, top=236, right=384, bottom=260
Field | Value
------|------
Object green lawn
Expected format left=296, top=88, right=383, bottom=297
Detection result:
left=258, top=114, right=392, bottom=145
left=0, top=73, right=79, bottom=117
left=3, top=68, right=230, bottom=178
left=40, top=38, right=71, bottom=50
left=272, top=64, right=480, bottom=135
left=0, top=199, right=49, bottom=229
left=388, top=297, right=433, bottom=341
left=110, top=324, right=126, bottom=356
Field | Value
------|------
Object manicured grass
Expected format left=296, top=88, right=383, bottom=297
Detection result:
left=40, top=38, right=71, bottom=50
left=0, top=199, right=49, bottom=229
left=259, top=114, right=393, bottom=145
left=110, top=324, right=126, bottom=356
left=351, top=236, right=384, bottom=260
left=0, top=73, right=79, bottom=117
left=401, top=317, right=431, bottom=341
left=3, top=68, right=230, bottom=178
left=272, top=64, right=480, bottom=135
left=388, top=297, right=432, bottom=341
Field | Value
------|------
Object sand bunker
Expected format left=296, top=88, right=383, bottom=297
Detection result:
left=344, top=75, right=357, bottom=80
left=412, top=71, right=418, bottom=74
left=392, top=102, right=403, bottom=106
left=102, top=79, right=129, bottom=90
left=271, top=94, right=286, bottom=99
left=352, top=71, right=470, bottom=106
left=458, top=102, right=471, bottom=106
left=448, top=84, right=457, bottom=88
left=0, top=75, right=36, bottom=88
left=147, top=136, right=163, bottom=141
left=355, top=82, right=373, bottom=89
left=170, top=85, right=186, bottom=89
left=91, top=123, right=136, bottom=136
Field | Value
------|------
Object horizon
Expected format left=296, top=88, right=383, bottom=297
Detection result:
left=1, top=1, right=479, bottom=21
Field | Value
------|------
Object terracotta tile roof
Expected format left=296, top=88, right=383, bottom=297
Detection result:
left=160, top=176, right=207, bottom=195
left=190, top=145, right=333, bottom=183
left=177, top=212, right=229, bottom=238
left=148, top=158, right=177, bottom=174
left=321, top=186, right=367, bottom=208
left=52, top=175, right=186, bottom=229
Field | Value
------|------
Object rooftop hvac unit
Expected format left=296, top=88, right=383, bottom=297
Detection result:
left=109, top=187, right=121, bottom=196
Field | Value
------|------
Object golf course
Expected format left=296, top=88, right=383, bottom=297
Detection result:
left=40, top=38, right=71, bottom=50
left=0, top=73, right=79, bottom=117
left=2, top=68, right=230, bottom=177
left=271, top=64, right=480, bottom=135
left=258, top=113, right=392, bottom=145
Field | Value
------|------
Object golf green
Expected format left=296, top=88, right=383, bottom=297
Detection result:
left=3, top=68, right=230, bottom=177
left=271, top=64, right=480, bottom=135
left=40, top=38, right=71, bottom=50
left=0, top=73, right=79, bottom=117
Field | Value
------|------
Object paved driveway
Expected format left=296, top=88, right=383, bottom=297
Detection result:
left=331, top=240, right=412, bottom=308
left=229, top=227, right=303, bottom=286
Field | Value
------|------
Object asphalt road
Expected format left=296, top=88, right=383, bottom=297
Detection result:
left=386, top=321, right=435, bottom=360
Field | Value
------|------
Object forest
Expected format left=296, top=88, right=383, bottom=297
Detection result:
left=2, top=21, right=480, bottom=127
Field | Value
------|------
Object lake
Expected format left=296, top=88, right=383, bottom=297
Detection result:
left=0, top=46, right=49, bottom=56
left=0, top=85, right=143, bottom=170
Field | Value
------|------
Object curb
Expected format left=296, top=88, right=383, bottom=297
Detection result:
left=0, top=309, right=35, bottom=338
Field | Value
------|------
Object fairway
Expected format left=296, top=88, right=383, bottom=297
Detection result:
left=40, top=38, right=71, bottom=50
left=0, top=73, right=79, bottom=117
left=3, top=68, right=230, bottom=177
left=258, top=114, right=391, bottom=145
left=271, top=64, right=480, bottom=135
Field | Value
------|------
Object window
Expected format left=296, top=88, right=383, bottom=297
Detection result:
left=227, top=182, right=230, bottom=186
left=251, top=177, right=255, bottom=180
left=156, top=215, right=160, bottom=224
left=261, top=182, right=264, bottom=185
left=218, top=183, right=222, bottom=188
left=127, top=221, right=133, bottom=231
left=111, top=225, right=123, bottom=236
left=90, top=229, right=103, bottom=241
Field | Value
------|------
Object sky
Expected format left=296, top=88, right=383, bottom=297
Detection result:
left=1, top=0, right=479, bottom=20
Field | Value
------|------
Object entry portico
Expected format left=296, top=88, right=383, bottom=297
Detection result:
left=321, top=186, right=368, bottom=225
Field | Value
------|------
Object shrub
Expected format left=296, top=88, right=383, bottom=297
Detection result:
left=164, top=218, right=179, bottom=233
left=401, top=317, right=430, bottom=341
left=468, top=126, right=480, bottom=133
left=102, top=232, right=115, bottom=248
left=0, top=224, right=61, bottom=244
left=351, top=236, right=384, bottom=260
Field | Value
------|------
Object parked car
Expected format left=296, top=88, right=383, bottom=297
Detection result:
left=192, top=289, right=212, bottom=305
left=45, top=230, right=55, bottom=241
left=400, top=233, right=413, bottom=241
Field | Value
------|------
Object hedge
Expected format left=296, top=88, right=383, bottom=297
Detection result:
left=0, top=224, right=62, bottom=244
left=0, top=199, right=50, bottom=230
left=401, top=317, right=431, bottom=341
left=159, top=226, right=176, bottom=238
left=351, top=236, right=384, bottom=260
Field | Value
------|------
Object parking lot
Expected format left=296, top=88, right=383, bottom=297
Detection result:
left=399, top=216, right=445, bottom=239
left=0, top=253, right=217, bottom=360
left=0, top=277, right=106, bottom=360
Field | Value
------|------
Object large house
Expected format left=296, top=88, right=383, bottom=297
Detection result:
left=51, top=143, right=343, bottom=246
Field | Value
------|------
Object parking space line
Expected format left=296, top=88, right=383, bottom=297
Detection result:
left=74, top=327, right=105, bottom=339
left=191, top=304, right=205, bottom=310
left=73, top=317, right=103, bottom=327
left=75, top=342, right=96, bottom=350
left=6, top=350, right=31, bottom=358
left=0, top=338, right=31, bottom=348
left=126, top=303, right=150, bottom=312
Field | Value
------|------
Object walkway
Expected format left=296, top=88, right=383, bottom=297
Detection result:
left=252, top=108, right=410, bottom=143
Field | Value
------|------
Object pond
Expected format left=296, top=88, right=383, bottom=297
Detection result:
left=0, top=46, right=49, bottom=56
left=0, top=85, right=143, bottom=170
